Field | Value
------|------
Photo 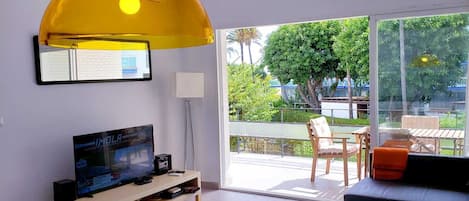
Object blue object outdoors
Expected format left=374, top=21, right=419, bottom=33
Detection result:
left=122, top=57, right=137, bottom=74
left=122, top=69, right=138, bottom=74
left=270, top=79, right=297, bottom=89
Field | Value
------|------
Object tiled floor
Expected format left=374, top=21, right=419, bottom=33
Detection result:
left=202, top=189, right=296, bottom=201
left=224, top=152, right=364, bottom=201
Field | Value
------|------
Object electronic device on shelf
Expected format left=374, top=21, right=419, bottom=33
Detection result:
left=182, top=186, right=200, bottom=194
left=73, top=124, right=154, bottom=198
left=53, top=179, right=77, bottom=201
left=161, top=187, right=183, bottom=199
left=154, top=154, right=172, bottom=175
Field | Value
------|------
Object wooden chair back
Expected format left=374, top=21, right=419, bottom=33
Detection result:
left=308, top=117, right=333, bottom=149
left=401, top=115, right=439, bottom=129
left=401, top=115, right=440, bottom=153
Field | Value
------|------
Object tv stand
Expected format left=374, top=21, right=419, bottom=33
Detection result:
left=76, top=170, right=201, bottom=201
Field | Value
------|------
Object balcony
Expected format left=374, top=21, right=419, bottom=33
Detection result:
left=226, top=152, right=361, bottom=201
left=224, top=107, right=464, bottom=200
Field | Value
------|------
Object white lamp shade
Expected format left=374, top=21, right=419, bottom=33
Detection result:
left=176, top=72, right=205, bottom=98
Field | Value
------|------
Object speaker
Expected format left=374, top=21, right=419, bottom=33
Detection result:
left=154, top=154, right=172, bottom=175
left=53, top=179, right=76, bottom=201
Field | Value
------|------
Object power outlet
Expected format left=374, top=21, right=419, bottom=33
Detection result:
left=0, top=117, right=4, bottom=127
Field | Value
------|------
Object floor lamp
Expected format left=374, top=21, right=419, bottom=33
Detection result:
left=176, top=72, right=204, bottom=170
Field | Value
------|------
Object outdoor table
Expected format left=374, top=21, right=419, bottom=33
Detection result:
left=408, top=128, right=464, bottom=155
left=352, top=126, right=370, bottom=179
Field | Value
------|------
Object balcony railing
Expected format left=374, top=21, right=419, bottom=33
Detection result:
left=229, top=107, right=464, bottom=156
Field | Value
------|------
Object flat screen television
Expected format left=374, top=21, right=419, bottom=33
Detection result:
left=73, top=124, right=154, bottom=197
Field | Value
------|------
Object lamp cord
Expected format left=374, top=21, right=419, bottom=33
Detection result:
left=184, top=99, right=187, bottom=170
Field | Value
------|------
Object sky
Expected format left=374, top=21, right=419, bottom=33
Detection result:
left=226, top=25, right=278, bottom=65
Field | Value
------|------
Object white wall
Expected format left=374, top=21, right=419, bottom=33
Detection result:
left=204, top=0, right=469, bottom=29
left=0, top=0, right=468, bottom=200
left=321, top=102, right=358, bottom=119
left=0, top=0, right=192, bottom=199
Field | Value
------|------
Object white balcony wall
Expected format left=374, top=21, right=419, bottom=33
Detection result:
left=321, top=102, right=358, bottom=119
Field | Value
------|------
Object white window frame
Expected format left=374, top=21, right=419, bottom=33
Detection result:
left=216, top=29, right=231, bottom=188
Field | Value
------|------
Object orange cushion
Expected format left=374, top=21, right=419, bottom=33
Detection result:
left=372, top=147, right=409, bottom=180
left=373, top=169, right=405, bottom=180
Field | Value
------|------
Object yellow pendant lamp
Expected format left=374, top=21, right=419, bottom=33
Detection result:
left=410, top=52, right=441, bottom=68
left=39, top=0, right=214, bottom=50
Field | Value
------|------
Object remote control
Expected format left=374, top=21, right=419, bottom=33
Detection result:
left=168, top=170, right=185, bottom=174
left=168, top=172, right=183, bottom=176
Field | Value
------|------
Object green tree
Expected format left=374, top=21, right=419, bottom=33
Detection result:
left=228, top=64, right=280, bottom=121
left=378, top=14, right=469, bottom=113
left=262, top=21, right=341, bottom=111
left=333, top=17, right=369, bottom=118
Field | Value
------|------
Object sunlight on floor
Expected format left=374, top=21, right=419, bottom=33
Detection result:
left=225, top=152, right=363, bottom=201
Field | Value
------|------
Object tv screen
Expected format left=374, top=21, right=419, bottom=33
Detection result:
left=73, top=124, right=154, bottom=197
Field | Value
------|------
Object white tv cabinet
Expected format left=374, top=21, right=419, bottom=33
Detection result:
left=76, top=170, right=201, bottom=201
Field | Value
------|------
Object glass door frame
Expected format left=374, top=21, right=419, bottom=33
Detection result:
left=369, top=6, right=469, bottom=156
left=217, top=4, right=469, bottom=192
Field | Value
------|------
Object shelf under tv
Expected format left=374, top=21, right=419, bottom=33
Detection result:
left=76, top=170, right=201, bottom=201
left=150, top=192, right=200, bottom=201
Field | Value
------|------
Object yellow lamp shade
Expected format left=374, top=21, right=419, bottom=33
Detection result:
left=420, top=56, right=429, bottom=63
left=119, top=0, right=141, bottom=15
left=411, top=53, right=441, bottom=68
left=68, top=39, right=149, bottom=50
left=39, top=0, right=214, bottom=50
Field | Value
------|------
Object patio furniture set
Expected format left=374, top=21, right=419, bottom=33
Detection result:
left=306, top=115, right=466, bottom=186
left=306, top=115, right=468, bottom=200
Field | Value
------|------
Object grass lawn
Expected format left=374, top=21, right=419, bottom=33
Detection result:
left=270, top=108, right=463, bottom=128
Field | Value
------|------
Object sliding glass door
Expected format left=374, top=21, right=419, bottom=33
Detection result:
left=373, top=11, right=469, bottom=156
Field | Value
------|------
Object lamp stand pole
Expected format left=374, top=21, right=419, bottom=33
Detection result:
left=184, top=99, right=196, bottom=170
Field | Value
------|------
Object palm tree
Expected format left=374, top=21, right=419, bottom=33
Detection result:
left=227, top=30, right=246, bottom=64
left=227, top=28, right=262, bottom=65
left=227, top=28, right=262, bottom=81
left=243, top=28, right=262, bottom=65
left=227, top=47, right=240, bottom=64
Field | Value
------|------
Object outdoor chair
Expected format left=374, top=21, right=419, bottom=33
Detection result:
left=401, top=115, right=439, bottom=153
left=306, top=116, right=361, bottom=186
left=378, top=128, right=413, bottom=149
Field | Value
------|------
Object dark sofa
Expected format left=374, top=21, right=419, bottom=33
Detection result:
left=344, top=154, right=469, bottom=201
